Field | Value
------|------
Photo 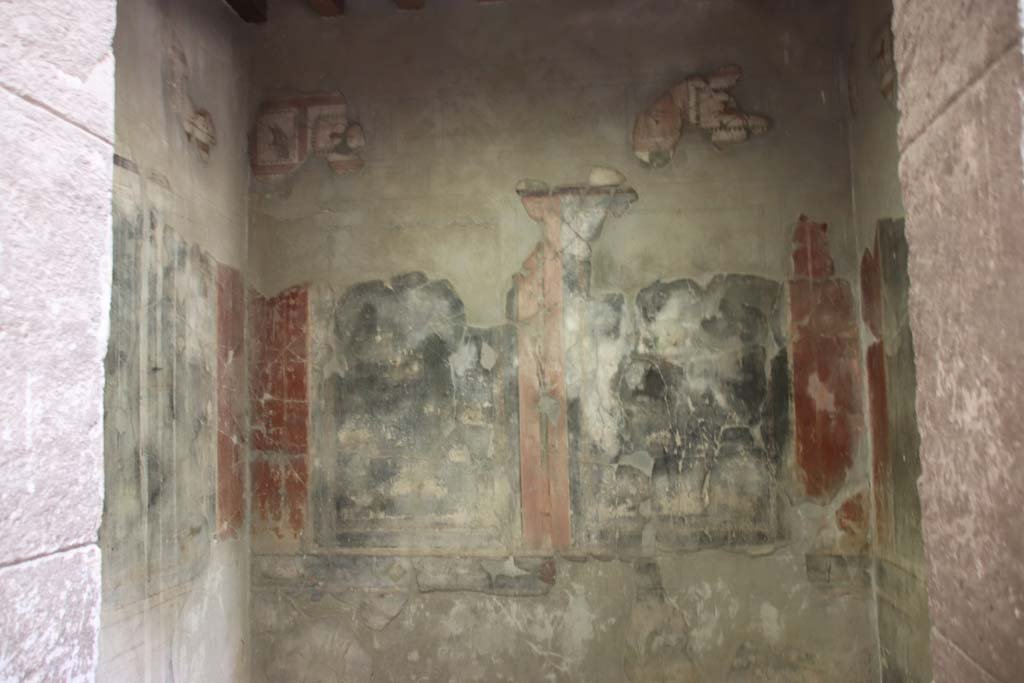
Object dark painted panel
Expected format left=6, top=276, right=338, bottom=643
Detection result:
left=312, top=274, right=516, bottom=550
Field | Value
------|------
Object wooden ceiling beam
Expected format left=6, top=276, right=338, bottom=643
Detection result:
left=224, top=0, right=267, bottom=23
left=309, top=0, right=345, bottom=16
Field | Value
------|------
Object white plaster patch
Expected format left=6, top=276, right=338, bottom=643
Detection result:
left=760, top=602, right=782, bottom=644
left=449, top=338, right=477, bottom=377
left=686, top=582, right=721, bottom=655
left=390, top=474, right=447, bottom=499
left=579, top=297, right=630, bottom=457
left=807, top=372, right=836, bottom=412
left=560, top=584, right=596, bottom=661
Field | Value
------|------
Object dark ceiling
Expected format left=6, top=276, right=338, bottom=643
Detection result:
left=223, top=0, right=448, bottom=23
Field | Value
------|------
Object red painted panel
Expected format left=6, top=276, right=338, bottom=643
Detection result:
left=284, top=359, right=307, bottom=401
left=791, top=214, right=835, bottom=279
left=251, top=285, right=310, bottom=457
left=216, top=264, right=245, bottom=538
left=836, top=491, right=870, bottom=554
left=540, top=209, right=571, bottom=552
left=251, top=458, right=283, bottom=535
left=515, top=247, right=548, bottom=549
left=837, top=491, right=868, bottom=534
left=789, top=215, right=863, bottom=502
left=285, top=455, right=308, bottom=537
left=283, top=402, right=309, bottom=453
left=283, top=288, right=309, bottom=360
left=265, top=359, right=286, bottom=404
left=216, top=433, right=244, bottom=539
left=253, top=398, right=285, bottom=452
left=791, top=318, right=863, bottom=499
left=789, top=279, right=857, bottom=337
left=250, top=291, right=271, bottom=351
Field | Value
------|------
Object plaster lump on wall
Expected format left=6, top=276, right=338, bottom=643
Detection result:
left=164, top=36, right=217, bottom=161
left=633, top=65, right=770, bottom=168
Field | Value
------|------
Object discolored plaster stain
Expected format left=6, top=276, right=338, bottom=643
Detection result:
left=760, top=602, right=782, bottom=644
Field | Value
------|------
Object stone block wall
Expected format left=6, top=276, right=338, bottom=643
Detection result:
left=892, top=0, right=1024, bottom=679
left=0, top=0, right=115, bottom=679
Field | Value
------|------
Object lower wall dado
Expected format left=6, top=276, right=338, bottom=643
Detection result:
left=251, top=551, right=875, bottom=682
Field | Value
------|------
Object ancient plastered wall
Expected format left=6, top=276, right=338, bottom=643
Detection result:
left=100, top=179, right=248, bottom=681
left=846, top=0, right=906, bottom=253
left=97, top=0, right=252, bottom=680
left=243, top=1, right=883, bottom=681
left=248, top=0, right=856, bottom=322
left=250, top=273, right=877, bottom=681
left=248, top=187, right=878, bottom=681
left=0, top=1, right=115, bottom=680
left=113, top=0, right=250, bottom=269
left=893, top=0, right=1024, bottom=680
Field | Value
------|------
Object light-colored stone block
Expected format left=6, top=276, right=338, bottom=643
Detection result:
left=0, top=88, right=111, bottom=564
left=0, top=546, right=101, bottom=682
left=0, top=0, right=115, bottom=142
left=892, top=0, right=1021, bottom=146
left=930, top=629, right=1001, bottom=683
left=899, top=48, right=1024, bottom=683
